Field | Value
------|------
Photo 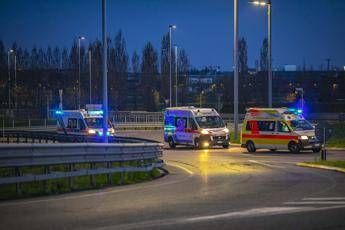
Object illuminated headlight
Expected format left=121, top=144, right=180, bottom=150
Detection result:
left=109, top=128, right=115, bottom=134
left=300, top=135, right=308, bottom=140
left=223, top=128, right=229, bottom=133
left=201, top=129, right=209, bottom=135
left=88, top=129, right=96, bottom=135
left=203, top=142, right=209, bottom=147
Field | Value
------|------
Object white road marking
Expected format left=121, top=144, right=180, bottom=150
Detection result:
left=98, top=205, right=345, bottom=230
left=303, top=197, right=345, bottom=201
left=186, top=207, right=303, bottom=222
left=166, top=162, right=194, bottom=175
left=285, top=201, right=345, bottom=205
left=248, top=160, right=284, bottom=169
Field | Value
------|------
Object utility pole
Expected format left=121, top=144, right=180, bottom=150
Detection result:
left=174, top=45, right=178, bottom=107
left=89, top=49, right=92, bottom=104
left=267, top=0, right=272, bottom=107
left=233, top=0, right=239, bottom=138
left=102, top=0, right=108, bottom=142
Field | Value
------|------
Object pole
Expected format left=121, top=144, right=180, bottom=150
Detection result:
left=268, top=1, right=272, bottom=108
left=89, top=49, right=92, bottom=104
left=7, top=51, right=11, bottom=110
left=169, top=27, right=172, bottom=107
left=234, top=0, right=239, bottom=139
left=14, top=55, right=16, bottom=108
left=102, top=0, right=108, bottom=142
left=78, top=38, right=81, bottom=109
left=174, top=46, right=178, bottom=107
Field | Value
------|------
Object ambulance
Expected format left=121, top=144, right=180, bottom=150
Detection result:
left=241, top=108, right=321, bottom=153
left=164, top=107, right=230, bottom=149
left=56, top=104, right=115, bottom=136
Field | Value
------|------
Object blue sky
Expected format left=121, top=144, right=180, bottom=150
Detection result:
left=1, top=0, right=344, bottom=70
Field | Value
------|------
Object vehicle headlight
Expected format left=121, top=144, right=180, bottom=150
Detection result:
left=109, top=128, right=115, bottom=134
left=88, top=129, right=96, bottom=134
left=300, top=135, right=308, bottom=140
left=201, top=129, right=209, bottom=135
left=223, top=128, right=229, bottom=133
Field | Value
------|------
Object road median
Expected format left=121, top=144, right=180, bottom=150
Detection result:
left=297, top=161, right=345, bottom=174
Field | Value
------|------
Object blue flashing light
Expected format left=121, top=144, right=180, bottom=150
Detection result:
left=106, top=131, right=110, bottom=136
left=297, top=109, right=303, bottom=114
left=55, top=110, right=63, bottom=115
left=98, top=132, right=103, bottom=136
left=88, top=110, right=103, bottom=116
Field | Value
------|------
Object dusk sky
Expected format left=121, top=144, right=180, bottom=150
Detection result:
left=1, top=0, right=344, bottom=70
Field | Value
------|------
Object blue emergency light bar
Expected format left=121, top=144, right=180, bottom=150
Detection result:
left=88, top=110, right=103, bottom=116
left=287, top=108, right=303, bottom=115
left=55, top=110, right=63, bottom=115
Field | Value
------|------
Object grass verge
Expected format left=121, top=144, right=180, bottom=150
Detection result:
left=306, top=160, right=345, bottom=169
left=0, top=165, right=162, bottom=200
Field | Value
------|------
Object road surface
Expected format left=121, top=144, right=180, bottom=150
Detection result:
left=0, top=130, right=344, bottom=230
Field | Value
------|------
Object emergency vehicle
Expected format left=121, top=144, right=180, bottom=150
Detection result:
left=241, top=108, right=321, bottom=153
left=164, top=107, right=230, bottom=149
left=56, top=104, right=115, bottom=136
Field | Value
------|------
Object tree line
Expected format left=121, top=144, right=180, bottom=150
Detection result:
left=0, top=30, right=190, bottom=113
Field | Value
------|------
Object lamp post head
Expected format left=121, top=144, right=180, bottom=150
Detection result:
left=169, top=24, right=177, bottom=29
left=9, top=49, right=14, bottom=53
left=79, top=36, right=86, bottom=40
left=249, top=1, right=270, bottom=6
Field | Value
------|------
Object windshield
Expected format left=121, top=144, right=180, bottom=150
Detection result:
left=85, top=118, right=112, bottom=128
left=289, top=119, right=314, bottom=131
left=195, top=116, right=225, bottom=129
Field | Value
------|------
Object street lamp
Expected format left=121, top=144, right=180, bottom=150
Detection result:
left=7, top=49, right=14, bottom=110
left=78, top=36, right=86, bottom=109
left=88, top=49, right=92, bottom=104
left=249, top=0, right=272, bottom=108
left=174, top=45, right=178, bottom=107
left=200, top=90, right=204, bottom=107
left=233, top=0, right=239, bottom=139
left=169, top=24, right=177, bottom=107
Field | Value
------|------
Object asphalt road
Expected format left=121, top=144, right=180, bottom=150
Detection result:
left=0, top=130, right=344, bottom=230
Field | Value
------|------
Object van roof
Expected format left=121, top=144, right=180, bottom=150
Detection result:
left=245, top=107, right=304, bottom=120
left=165, top=107, right=219, bottom=116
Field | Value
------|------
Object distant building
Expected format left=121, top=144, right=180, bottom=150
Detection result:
left=284, top=65, right=297, bottom=71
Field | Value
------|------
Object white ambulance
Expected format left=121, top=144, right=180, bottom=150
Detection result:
left=241, top=108, right=321, bottom=153
left=56, top=104, right=115, bottom=136
left=164, top=107, right=230, bottom=149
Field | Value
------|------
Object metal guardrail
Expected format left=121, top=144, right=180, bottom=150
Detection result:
left=0, top=130, right=161, bottom=144
left=0, top=141, right=164, bottom=194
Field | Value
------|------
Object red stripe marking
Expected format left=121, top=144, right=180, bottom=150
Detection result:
left=242, top=133, right=298, bottom=140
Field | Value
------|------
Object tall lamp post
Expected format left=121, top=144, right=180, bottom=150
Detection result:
left=88, top=49, right=92, bottom=104
left=174, top=45, right=178, bottom=107
left=7, top=49, right=14, bottom=110
left=102, top=0, right=108, bottom=142
left=249, top=0, right=272, bottom=108
left=169, top=24, right=176, bottom=107
left=233, top=0, right=239, bottom=139
left=78, top=36, right=86, bottom=109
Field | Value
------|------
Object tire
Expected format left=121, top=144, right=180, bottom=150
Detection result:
left=168, top=137, right=176, bottom=149
left=288, top=141, right=300, bottom=153
left=194, top=138, right=201, bottom=149
left=269, top=149, right=277, bottom=152
left=312, top=148, right=321, bottom=153
left=246, top=141, right=256, bottom=153
left=223, top=145, right=230, bottom=149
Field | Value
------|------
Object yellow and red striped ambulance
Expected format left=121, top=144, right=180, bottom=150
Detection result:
left=241, top=108, right=321, bottom=153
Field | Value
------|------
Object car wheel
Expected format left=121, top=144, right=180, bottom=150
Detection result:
left=194, top=138, right=201, bottom=149
left=288, top=141, right=300, bottom=153
left=312, top=148, right=321, bottom=153
left=269, top=149, right=277, bottom=152
left=168, top=137, right=176, bottom=149
left=246, top=141, right=256, bottom=153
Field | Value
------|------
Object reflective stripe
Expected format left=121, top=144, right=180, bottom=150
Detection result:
left=242, top=133, right=298, bottom=140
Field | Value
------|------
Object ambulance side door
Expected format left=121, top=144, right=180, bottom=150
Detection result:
left=175, top=117, right=187, bottom=143
left=275, top=121, right=293, bottom=150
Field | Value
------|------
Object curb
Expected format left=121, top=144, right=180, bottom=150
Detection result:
left=326, top=147, right=345, bottom=151
left=297, top=162, right=345, bottom=174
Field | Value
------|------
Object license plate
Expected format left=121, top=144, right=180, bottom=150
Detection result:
left=314, top=143, right=320, bottom=147
left=217, top=141, right=223, bottom=144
